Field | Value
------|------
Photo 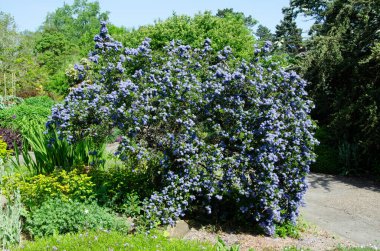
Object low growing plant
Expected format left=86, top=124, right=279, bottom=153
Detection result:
left=0, top=191, right=22, bottom=250
left=89, top=166, right=155, bottom=212
left=0, top=136, right=12, bottom=159
left=1, top=169, right=95, bottom=209
left=121, top=192, right=142, bottom=218
left=0, top=158, right=4, bottom=184
left=0, top=96, right=54, bottom=132
left=13, top=230, right=213, bottom=251
left=0, top=127, right=22, bottom=151
left=25, top=198, right=130, bottom=238
left=275, top=221, right=301, bottom=239
left=215, top=237, right=241, bottom=251
left=0, top=95, right=23, bottom=110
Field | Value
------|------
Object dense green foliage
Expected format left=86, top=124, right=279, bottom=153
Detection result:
left=118, top=12, right=256, bottom=60
left=0, top=136, right=12, bottom=159
left=0, top=12, right=18, bottom=74
left=274, top=7, right=303, bottom=56
left=14, top=122, right=106, bottom=174
left=289, top=0, right=380, bottom=177
left=255, top=25, right=274, bottom=42
left=0, top=96, right=54, bottom=132
left=90, top=166, right=153, bottom=213
left=1, top=169, right=95, bottom=209
left=25, top=198, right=130, bottom=238
left=0, top=12, right=48, bottom=97
left=35, top=0, right=110, bottom=94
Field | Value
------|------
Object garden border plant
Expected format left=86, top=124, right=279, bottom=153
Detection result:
left=47, top=21, right=317, bottom=235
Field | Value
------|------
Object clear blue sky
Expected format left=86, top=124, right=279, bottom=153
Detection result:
left=1, top=0, right=312, bottom=34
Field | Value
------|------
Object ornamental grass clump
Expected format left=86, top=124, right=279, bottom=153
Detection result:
left=47, top=22, right=317, bottom=235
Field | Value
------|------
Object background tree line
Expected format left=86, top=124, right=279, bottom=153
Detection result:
left=0, top=0, right=379, bottom=179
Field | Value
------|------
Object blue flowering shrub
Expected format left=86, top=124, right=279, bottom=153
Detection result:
left=46, top=22, right=317, bottom=235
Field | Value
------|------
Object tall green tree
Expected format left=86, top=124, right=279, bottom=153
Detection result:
left=291, top=0, right=380, bottom=176
left=0, top=12, right=47, bottom=97
left=41, top=0, right=109, bottom=55
left=275, top=7, right=303, bottom=55
left=216, top=8, right=257, bottom=31
left=255, top=24, right=273, bottom=42
left=0, top=11, right=19, bottom=74
left=37, top=0, right=109, bottom=94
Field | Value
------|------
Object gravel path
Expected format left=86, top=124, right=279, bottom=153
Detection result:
left=183, top=223, right=354, bottom=251
left=301, top=173, right=380, bottom=247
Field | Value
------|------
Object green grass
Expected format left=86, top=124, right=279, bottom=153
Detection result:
left=282, top=246, right=379, bottom=251
left=333, top=247, right=379, bottom=251
left=13, top=230, right=214, bottom=251
left=275, top=216, right=311, bottom=239
left=283, top=247, right=312, bottom=251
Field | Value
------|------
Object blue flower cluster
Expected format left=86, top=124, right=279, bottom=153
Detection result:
left=47, top=23, right=317, bottom=235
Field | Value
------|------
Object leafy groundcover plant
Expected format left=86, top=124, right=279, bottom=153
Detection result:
left=0, top=96, right=54, bottom=132
left=0, top=191, right=22, bottom=250
left=47, top=22, right=317, bottom=235
left=26, top=198, right=130, bottom=238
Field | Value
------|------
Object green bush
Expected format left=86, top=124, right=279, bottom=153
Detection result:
left=0, top=191, right=22, bottom=250
left=0, top=96, right=55, bottom=132
left=0, top=136, right=12, bottom=160
left=275, top=221, right=300, bottom=239
left=90, top=166, right=154, bottom=213
left=1, top=169, right=95, bottom=209
left=25, top=198, right=130, bottom=238
left=311, top=127, right=341, bottom=174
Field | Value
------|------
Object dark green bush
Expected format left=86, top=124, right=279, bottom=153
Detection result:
left=90, top=166, right=154, bottom=213
left=311, top=127, right=341, bottom=174
left=292, top=0, right=380, bottom=179
left=26, top=198, right=130, bottom=238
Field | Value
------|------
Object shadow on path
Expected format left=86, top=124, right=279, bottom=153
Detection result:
left=308, top=172, right=380, bottom=192
left=302, top=172, right=380, bottom=246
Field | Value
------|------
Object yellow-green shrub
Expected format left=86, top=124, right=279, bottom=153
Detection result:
left=0, top=136, right=12, bottom=159
left=1, top=169, right=94, bottom=209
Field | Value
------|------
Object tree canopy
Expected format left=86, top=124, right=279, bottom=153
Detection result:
left=119, top=12, right=257, bottom=60
left=292, top=0, right=380, bottom=176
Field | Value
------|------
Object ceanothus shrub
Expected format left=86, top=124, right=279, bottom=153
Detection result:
left=47, top=22, right=317, bottom=235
